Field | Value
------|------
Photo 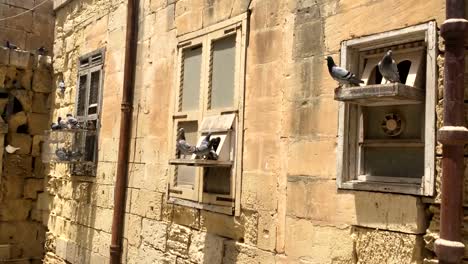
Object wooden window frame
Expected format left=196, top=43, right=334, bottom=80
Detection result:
left=72, top=49, right=105, bottom=176
left=336, top=22, right=437, bottom=196
left=168, top=13, right=248, bottom=216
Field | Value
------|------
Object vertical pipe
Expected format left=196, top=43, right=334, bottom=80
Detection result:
left=435, top=0, right=468, bottom=263
left=110, top=0, right=138, bottom=263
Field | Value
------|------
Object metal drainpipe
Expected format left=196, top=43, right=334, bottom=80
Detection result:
left=109, top=0, right=139, bottom=263
left=434, top=0, right=468, bottom=263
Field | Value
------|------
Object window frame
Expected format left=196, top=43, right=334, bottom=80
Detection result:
left=168, top=13, right=248, bottom=216
left=72, top=48, right=105, bottom=176
left=336, top=22, right=437, bottom=196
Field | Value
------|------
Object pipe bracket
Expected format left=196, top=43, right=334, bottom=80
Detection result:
left=121, top=102, right=133, bottom=112
left=435, top=238, right=465, bottom=263
left=437, top=126, right=468, bottom=145
left=440, top=18, right=468, bottom=40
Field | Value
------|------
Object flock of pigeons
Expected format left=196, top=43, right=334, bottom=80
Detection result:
left=50, top=114, right=83, bottom=161
left=327, top=50, right=401, bottom=86
left=176, top=128, right=221, bottom=160
left=50, top=114, right=80, bottom=130
left=5, top=40, right=47, bottom=55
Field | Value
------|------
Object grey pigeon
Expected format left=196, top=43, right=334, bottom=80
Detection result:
left=206, top=137, right=221, bottom=160
left=52, top=117, right=67, bottom=130
left=194, top=133, right=213, bottom=158
left=176, top=128, right=195, bottom=158
left=5, top=41, right=17, bottom=50
left=59, top=117, right=68, bottom=129
left=378, top=50, right=400, bottom=83
left=326, top=56, right=363, bottom=86
left=69, top=150, right=83, bottom=161
left=55, top=148, right=69, bottom=161
left=66, top=114, right=80, bottom=129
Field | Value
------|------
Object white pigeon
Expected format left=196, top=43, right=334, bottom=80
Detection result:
left=5, top=145, right=20, bottom=154
left=378, top=50, right=400, bottom=83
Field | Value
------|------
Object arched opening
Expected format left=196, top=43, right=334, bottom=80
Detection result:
left=369, top=66, right=383, bottom=85
left=16, top=124, right=28, bottom=134
left=397, top=60, right=412, bottom=84
left=12, top=97, right=23, bottom=114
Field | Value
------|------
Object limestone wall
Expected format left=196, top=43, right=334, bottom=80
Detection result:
left=45, top=0, right=452, bottom=263
left=0, top=0, right=54, bottom=53
left=0, top=49, right=53, bottom=262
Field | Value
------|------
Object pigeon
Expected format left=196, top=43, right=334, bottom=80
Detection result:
left=51, top=117, right=64, bottom=130
left=5, top=145, right=20, bottom=154
left=326, top=56, right=364, bottom=86
left=378, top=50, right=400, bottom=83
left=176, top=128, right=195, bottom=158
left=5, top=41, right=17, bottom=50
left=66, top=114, right=80, bottom=129
left=69, top=150, right=83, bottom=161
left=194, top=133, right=216, bottom=159
left=211, top=137, right=221, bottom=152
left=58, top=80, right=66, bottom=93
left=59, top=117, right=68, bottom=129
left=55, top=148, right=69, bottom=161
left=37, top=46, right=47, bottom=55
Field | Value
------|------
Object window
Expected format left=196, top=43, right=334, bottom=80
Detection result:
left=71, top=49, right=105, bottom=176
left=335, top=22, right=437, bottom=195
left=168, top=13, right=248, bottom=215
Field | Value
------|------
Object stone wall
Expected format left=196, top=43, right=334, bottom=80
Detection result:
left=0, top=48, right=53, bottom=262
left=44, top=0, right=452, bottom=263
left=0, top=0, right=54, bottom=53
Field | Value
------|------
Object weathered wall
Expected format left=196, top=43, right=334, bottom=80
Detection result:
left=0, top=1, right=54, bottom=262
left=0, top=0, right=54, bottom=52
left=45, top=0, right=451, bottom=263
left=0, top=49, right=53, bottom=262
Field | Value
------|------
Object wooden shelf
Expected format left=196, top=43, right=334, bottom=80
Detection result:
left=359, top=139, right=424, bottom=147
left=334, top=83, right=424, bottom=106
left=169, top=159, right=233, bottom=167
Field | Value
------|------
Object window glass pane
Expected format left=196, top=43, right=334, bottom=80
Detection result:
left=211, top=34, right=236, bottom=109
left=363, top=147, right=424, bottom=178
left=89, top=71, right=100, bottom=106
left=175, top=121, right=198, bottom=188
left=363, top=105, right=424, bottom=140
left=77, top=75, right=87, bottom=116
left=181, top=46, right=202, bottom=111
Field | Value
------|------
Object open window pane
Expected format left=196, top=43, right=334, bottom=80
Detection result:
left=210, top=35, right=236, bottom=109
left=181, top=46, right=202, bottom=111
left=77, top=75, right=87, bottom=116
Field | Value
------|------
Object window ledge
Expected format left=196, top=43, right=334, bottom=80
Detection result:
left=339, top=180, right=423, bottom=195
left=334, top=83, right=424, bottom=106
left=167, top=197, right=234, bottom=215
left=169, top=159, right=233, bottom=167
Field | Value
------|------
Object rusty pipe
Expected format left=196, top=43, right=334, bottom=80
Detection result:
left=434, top=0, right=468, bottom=263
left=110, top=0, right=139, bottom=263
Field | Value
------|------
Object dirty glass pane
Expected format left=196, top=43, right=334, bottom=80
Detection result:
left=363, top=147, right=424, bottom=178
left=175, top=121, right=198, bottom=188
left=181, top=46, right=202, bottom=111
left=203, top=167, right=231, bottom=195
left=210, top=35, right=236, bottom=109
left=363, top=105, right=424, bottom=140
left=77, top=75, right=87, bottom=116
left=89, top=71, right=100, bottom=106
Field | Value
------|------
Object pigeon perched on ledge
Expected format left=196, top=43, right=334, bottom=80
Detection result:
left=378, top=50, right=400, bottom=83
left=326, top=56, right=364, bottom=86
left=51, top=117, right=67, bottom=130
left=66, top=114, right=80, bottom=129
left=5, top=41, right=17, bottom=50
left=176, top=128, right=195, bottom=158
